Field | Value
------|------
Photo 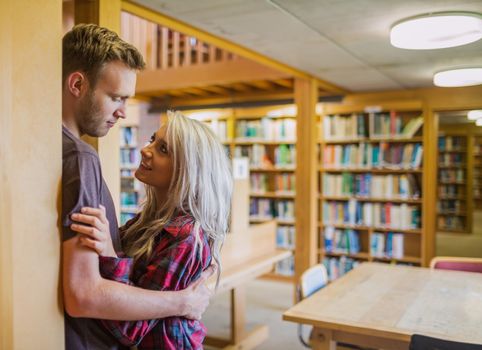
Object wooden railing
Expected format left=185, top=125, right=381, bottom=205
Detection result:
left=121, top=11, right=236, bottom=70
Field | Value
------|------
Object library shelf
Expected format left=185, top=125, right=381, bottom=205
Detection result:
left=320, top=195, right=422, bottom=204
left=319, top=167, right=423, bottom=174
left=250, top=192, right=295, bottom=199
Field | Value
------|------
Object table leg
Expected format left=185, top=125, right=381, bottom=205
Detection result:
left=310, top=328, right=336, bottom=350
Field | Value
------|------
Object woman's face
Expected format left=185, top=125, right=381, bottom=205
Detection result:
left=135, top=125, right=174, bottom=194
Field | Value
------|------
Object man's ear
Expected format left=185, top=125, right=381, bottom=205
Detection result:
left=66, top=72, right=88, bottom=98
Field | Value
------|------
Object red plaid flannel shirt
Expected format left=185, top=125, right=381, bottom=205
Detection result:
left=98, top=214, right=211, bottom=350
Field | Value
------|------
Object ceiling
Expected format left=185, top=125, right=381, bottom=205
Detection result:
left=134, top=0, right=482, bottom=92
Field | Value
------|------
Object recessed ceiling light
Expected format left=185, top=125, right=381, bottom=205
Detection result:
left=390, top=12, right=482, bottom=50
left=468, top=110, right=482, bottom=120
left=476, top=118, right=482, bottom=126
left=433, top=68, right=482, bottom=87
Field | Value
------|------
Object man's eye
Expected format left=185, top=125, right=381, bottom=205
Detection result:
left=112, top=97, right=121, bottom=102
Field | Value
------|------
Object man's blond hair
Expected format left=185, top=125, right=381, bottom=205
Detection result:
left=62, top=23, right=145, bottom=85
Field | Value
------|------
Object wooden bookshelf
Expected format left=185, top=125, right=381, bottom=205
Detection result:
left=437, top=133, right=471, bottom=233
left=474, top=136, right=482, bottom=209
left=317, top=107, right=425, bottom=280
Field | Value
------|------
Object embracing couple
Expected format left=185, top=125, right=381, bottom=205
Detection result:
left=62, top=24, right=233, bottom=350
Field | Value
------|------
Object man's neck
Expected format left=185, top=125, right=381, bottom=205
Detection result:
left=62, top=118, right=81, bottom=138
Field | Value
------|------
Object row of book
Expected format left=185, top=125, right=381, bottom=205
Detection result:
left=323, top=256, right=360, bottom=281
left=121, top=177, right=142, bottom=192
left=322, top=113, right=423, bottom=141
left=275, top=256, right=294, bottom=276
left=439, top=169, right=465, bottom=183
left=205, top=120, right=229, bottom=142
left=120, top=149, right=139, bottom=167
left=250, top=173, right=296, bottom=193
left=235, top=118, right=296, bottom=141
left=438, top=184, right=464, bottom=197
left=439, top=153, right=464, bottom=167
left=322, top=173, right=421, bottom=199
left=249, top=198, right=295, bottom=221
left=323, top=227, right=361, bottom=254
left=438, top=136, right=466, bottom=151
left=322, top=200, right=422, bottom=230
left=437, top=200, right=465, bottom=213
left=370, top=232, right=404, bottom=259
left=120, top=126, right=138, bottom=147
left=234, top=145, right=296, bottom=169
left=276, top=226, right=296, bottom=250
left=120, top=212, right=136, bottom=225
left=323, top=143, right=423, bottom=169
left=120, top=192, right=139, bottom=207
left=437, top=216, right=465, bottom=231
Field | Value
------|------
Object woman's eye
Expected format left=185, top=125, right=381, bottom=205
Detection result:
left=149, top=135, right=155, bottom=143
left=160, top=145, right=168, bottom=154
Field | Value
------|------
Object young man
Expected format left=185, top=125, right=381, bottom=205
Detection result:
left=62, top=24, right=214, bottom=350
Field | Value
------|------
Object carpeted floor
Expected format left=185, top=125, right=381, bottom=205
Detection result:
left=204, top=278, right=306, bottom=350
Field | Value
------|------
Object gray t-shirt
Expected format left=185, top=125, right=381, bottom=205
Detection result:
left=62, top=126, right=126, bottom=350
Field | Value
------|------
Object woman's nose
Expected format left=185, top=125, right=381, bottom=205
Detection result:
left=140, top=147, right=152, bottom=158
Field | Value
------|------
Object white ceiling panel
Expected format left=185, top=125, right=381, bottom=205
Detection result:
left=136, top=0, right=482, bottom=91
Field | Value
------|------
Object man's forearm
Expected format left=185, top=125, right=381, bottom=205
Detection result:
left=72, top=277, right=187, bottom=320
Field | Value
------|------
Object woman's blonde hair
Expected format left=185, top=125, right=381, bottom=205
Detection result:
left=122, top=111, right=233, bottom=286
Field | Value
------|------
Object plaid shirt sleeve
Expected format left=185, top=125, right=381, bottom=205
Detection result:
left=97, top=217, right=208, bottom=347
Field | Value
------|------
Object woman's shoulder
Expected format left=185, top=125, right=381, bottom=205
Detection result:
left=163, top=213, right=199, bottom=238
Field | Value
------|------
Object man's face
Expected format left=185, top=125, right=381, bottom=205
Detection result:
left=76, top=61, right=137, bottom=137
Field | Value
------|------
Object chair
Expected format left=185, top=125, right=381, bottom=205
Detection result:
left=296, top=264, right=361, bottom=349
left=410, top=334, right=482, bottom=350
left=430, top=256, right=482, bottom=274
left=296, top=264, right=329, bottom=348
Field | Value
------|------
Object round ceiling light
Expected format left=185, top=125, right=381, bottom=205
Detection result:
left=468, top=110, right=482, bottom=120
left=390, top=12, right=482, bottom=50
left=476, top=118, right=482, bottom=126
left=433, top=68, right=482, bottom=87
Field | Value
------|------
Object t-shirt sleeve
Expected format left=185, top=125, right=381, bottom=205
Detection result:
left=62, top=152, right=102, bottom=241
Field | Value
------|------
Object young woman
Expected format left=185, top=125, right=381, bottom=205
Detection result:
left=70, top=111, right=233, bottom=349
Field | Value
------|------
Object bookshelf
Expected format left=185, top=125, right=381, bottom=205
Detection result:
left=436, top=134, right=470, bottom=233
left=119, top=125, right=142, bottom=225
left=318, top=108, right=425, bottom=281
left=185, top=106, right=298, bottom=280
left=474, top=136, right=482, bottom=209
left=118, top=101, right=160, bottom=225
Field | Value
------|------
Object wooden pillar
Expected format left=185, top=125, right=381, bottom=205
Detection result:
left=74, top=0, right=122, bottom=219
left=422, top=103, right=438, bottom=266
left=294, top=78, right=319, bottom=282
left=0, top=0, right=64, bottom=349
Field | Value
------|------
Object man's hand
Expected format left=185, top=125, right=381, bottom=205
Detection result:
left=181, top=264, right=217, bottom=320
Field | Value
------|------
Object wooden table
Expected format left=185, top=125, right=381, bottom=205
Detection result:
left=283, top=262, right=482, bottom=350
left=206, top=220, right=292, bottom=350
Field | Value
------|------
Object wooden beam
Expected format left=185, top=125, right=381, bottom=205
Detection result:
left=247, top=81, right=274, bottom=90
left=181, top=87, right=211, bottom=96
left=422, top=103, right=437, bottom=267
left=121, top=0, right=347, bottom=94
left=273, top=78, right=293, bottom=89
left=183, top=34, right=192, bottom=66
left=172, top=31, right=180, bottom=68
left=294, top=78, right=318, bottom=286
left=137, top=57, right=291, bottom=94
left=229, top=83, right=252, bottom=93
left=201, top=85, right=232, bottom=95
left=160, top=27, right=168, bottom=69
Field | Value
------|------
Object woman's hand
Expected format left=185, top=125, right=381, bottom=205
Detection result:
left=70, top=205, right=117, bottom=257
